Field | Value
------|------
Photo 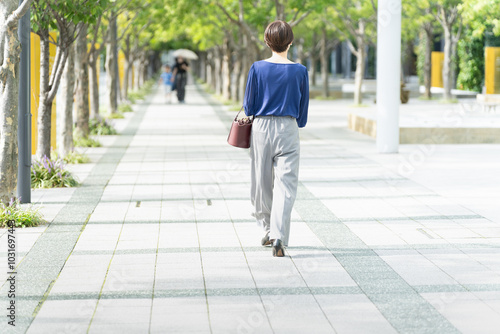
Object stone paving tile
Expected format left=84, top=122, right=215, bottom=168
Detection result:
left=421, top=292, right=500, bottom=334
left=150, top=297, right=210, bottom=333
left=316, top=294, right=398, bottom=334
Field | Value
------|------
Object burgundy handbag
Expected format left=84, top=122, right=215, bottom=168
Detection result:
left=227, top=107, right=253, bottom=149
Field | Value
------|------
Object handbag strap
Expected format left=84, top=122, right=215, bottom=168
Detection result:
left=235, top=107, right=253, bottom=121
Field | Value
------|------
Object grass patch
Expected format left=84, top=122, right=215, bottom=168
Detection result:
left=63, top=151, right=90, bottom=164
left=31, top=155, right=79, bottom=189
left=418, top=96, right=439, bottom=100
left=127, top=91, right=145, bottom=103
left=118, top=104, right=134, bottom=113
left=106, top=112, right=125, bottom=119
left=314, top=95, right=337, bottom=100
left=90, top=118, right=117, bottom=135
left=438, top=98, right=459, bottom=104
left=74, top=136, right=101, bottom=148
left=229, top=104, right=243, bottom=111
left=349, top=104, right=370, bottom=108
left=0, top=199, right=45, bottom=228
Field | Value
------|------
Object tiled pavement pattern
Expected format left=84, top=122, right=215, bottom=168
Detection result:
left=1, top=84, right=500, bottom=334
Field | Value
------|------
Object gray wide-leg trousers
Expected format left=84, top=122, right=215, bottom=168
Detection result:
left=250, top=116, right=300, bottom=247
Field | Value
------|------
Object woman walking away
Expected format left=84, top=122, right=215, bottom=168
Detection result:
left=171, top=56, right=189, bottom=103
left=244, top=20, right=309, bottom=257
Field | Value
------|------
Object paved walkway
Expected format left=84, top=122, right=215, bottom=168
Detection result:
left=1, top=83, right=500, bottom=334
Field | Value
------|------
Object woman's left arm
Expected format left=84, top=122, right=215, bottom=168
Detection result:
left=297, top=69, right=309, bottom=128
left=243, top=65, right=257, bottom=117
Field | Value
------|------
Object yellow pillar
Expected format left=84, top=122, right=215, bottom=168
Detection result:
left=131, top=64, right=135, bottom=89
left=49, top=32, right=57, bottom=151
left=431, top=51, right=444, bottom=88
left=118, top=50, right=125, bottom=91
left=485, top=47, right=500, bottom=94
left=30, top=31, right=58, bottom=155
left=30, top=33, right=40, bottom=155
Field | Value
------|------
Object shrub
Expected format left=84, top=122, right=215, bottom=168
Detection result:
left=457, top=33, right=484, bottom=93
left=31, top=156, right=79, bottom=188
left=127, top=91, right=145, bottom=103
left=90, top=118, right=117, bottom=135
left=106, top=112, right=124, bottom=119
left=118, top=104, right=134, bottom=113
left=63, top=151, right=90, bottom=164
left=0, top=198, right=45, bottom=228
left=74, top=136, right=101, bottom=148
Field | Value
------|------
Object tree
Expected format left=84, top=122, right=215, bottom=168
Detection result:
left=118, top=7, right=152, bottom=100
left=57, top=37, right=75, bottom=157
left=0, top=0, right=33, bottom=204
left=327, top=1, right=377, bottom=105
left=456, top=0, right=500, bottom=93
left=212, top=0, right=314, bottom=102
left=88, top=15, right=107, bottom=120
left=74, top=23, right=90, bottom=139
left=106, top=10, right=119, bottom=114
left=403, top=0, right=437, bottom=99
left=31, top=0, right=105, bottom=159
left=430, top=0, right=462, bottom=101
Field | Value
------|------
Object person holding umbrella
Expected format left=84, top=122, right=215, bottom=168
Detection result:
left=171, top=49, right=198, bottom=103
left=171, top=56, right=189, bottom=103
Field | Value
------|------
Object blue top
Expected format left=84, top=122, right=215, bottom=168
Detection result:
left=243, top=60, right=309, bottom=128
left=161, top=72, right=173, bottom=86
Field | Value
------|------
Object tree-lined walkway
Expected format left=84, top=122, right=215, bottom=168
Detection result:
left=1, top=83, right=500, bottom=333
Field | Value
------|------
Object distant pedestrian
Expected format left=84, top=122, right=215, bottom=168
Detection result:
left=244, top=21, right=309, bottom=257
left=159, top=65, right=173, bottom=103
left=171, top=56, right=189, bottom=103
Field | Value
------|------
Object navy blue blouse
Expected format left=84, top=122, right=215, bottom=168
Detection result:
left=243, top=61, right=309, bottom=128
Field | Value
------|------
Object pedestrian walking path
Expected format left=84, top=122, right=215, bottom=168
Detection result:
left=1, top=83, right=500, bottom=333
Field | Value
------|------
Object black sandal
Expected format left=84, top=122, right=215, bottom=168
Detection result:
left=261, top=231, right=274, bottom=246
left=272, top=239, right=284, bottom=257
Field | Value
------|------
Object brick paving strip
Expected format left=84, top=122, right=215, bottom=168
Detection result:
left=0, top=96, right=152, bottom=334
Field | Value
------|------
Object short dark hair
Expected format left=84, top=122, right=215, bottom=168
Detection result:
left=264, top=20, right=293, bottom=53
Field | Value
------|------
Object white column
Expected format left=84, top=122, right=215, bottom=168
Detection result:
left=376, top=0, right=401, bottom=153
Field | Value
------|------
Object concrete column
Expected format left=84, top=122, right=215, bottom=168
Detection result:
left=17, top=0, right=31, bottom=203
left=376, top=0, right=401, bottom=153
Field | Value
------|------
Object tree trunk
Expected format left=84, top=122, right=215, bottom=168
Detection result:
left=58, top=45, right=75, bottom=157
left=275, top=0, right=285, bottom=21
left=310, top=32, right=318, bottom=86
left=199, top=51, right=207, bottom=82
left=423, top=24, right=432, bottom=99
left=450, top=36, right=458, bottom=92
left=214, top=46, right=222, bottom=95
left=123, top=56, right=131, bottom=99
left=310, top=54, right=317, bottom=86
left=89, top=50, right=100, bottom=119
left=320, top=27, right=329, bottom=98
left=296, top=37, right=304, bottom=64
left=206, top=49, right=213, bottom=89
left=106, top=14, right=118, bottom=114
left=353, top=42, right=366, bottom=105
left=74, top=23, right=89, bottom=139
left=37, top=36, right=52, bottom=159
left=232, top=55, right=241, bottom=103
left=442, top=24, right=452, bottom=100
left=140, top=52, right=147, bottom=86
left=238, top=47, right=248, bottom=103
left=0, top=0, right=21, bottom=203
left=222, top=37, right=231, bottom=101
